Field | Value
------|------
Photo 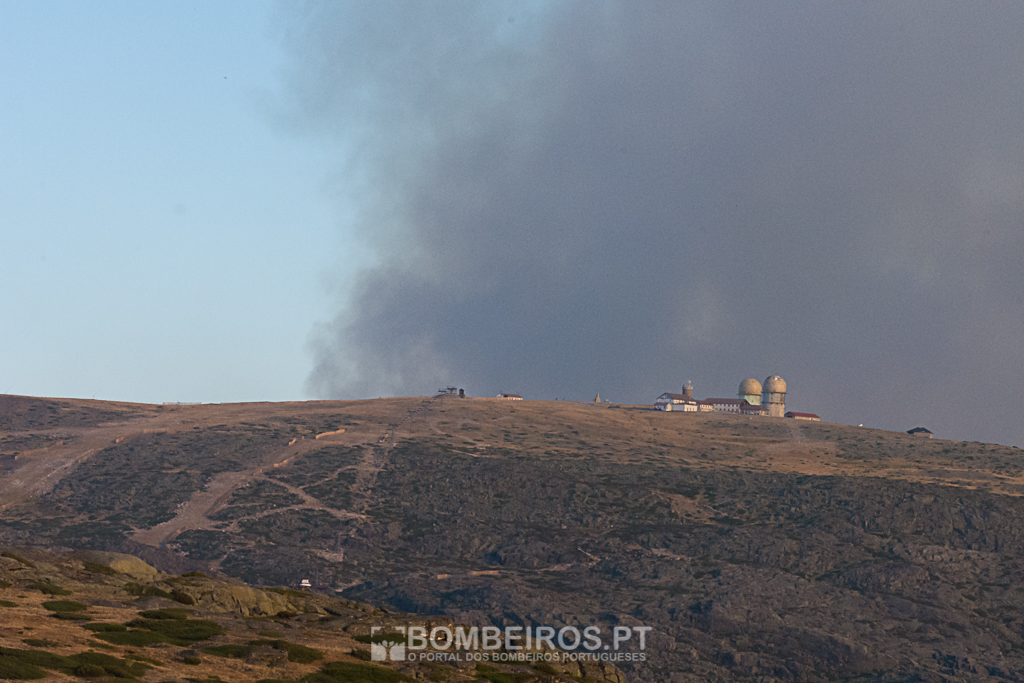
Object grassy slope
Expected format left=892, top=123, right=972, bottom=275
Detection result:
left=0, top=546, right=602, bottom=682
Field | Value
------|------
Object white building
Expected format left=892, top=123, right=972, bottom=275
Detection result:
left=741, top=403, right=768, bottom=416
left=654, top=393, right=698, bottom=412
left=705, top=398, right=749, bottom=413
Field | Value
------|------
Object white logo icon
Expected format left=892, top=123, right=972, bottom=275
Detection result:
left=370, top=627, right=406, bottom=661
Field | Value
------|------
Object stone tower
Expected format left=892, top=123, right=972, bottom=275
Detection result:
left=762, top=375, right=787, bottom=417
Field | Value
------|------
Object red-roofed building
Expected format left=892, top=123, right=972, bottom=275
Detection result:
left=785, top=411, right=820, bottom=421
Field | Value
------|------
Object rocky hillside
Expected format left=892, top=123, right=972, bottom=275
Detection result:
left=0, top=546, right=619, bottom=682
left=2, top=393, right=1024, bottom=681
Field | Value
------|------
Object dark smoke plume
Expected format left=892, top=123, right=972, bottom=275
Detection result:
left=286, top=3, right=1024, bottom=446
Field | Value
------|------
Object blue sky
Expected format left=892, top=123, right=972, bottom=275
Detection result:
left=1, top=1, right=363, bottom=403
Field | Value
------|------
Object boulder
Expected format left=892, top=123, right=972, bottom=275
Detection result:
left=75, top=551, right=160, bottom=581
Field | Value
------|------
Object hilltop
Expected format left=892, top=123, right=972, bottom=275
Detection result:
left=2, top=393, right=1024, bottom=681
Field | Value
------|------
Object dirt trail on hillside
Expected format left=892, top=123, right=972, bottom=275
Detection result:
left=129, top=397, right=439, bottom=547
left=130, top=471, right=247, bottom=545
left=349, top=395, right=440, bottom=513
left=0, top=402, right=243, bottom=510
left=0, top=422, right=168, bottom=511
left=130, top=433, right=367, bottom=546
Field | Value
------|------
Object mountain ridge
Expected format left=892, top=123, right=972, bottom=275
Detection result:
left=3, top=393, right=1024, bottom=681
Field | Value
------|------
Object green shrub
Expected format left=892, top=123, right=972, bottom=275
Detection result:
left=9, top=649, right=71, bottom=670
left=73, top=663, right=106, bottom=677
left=95, top=630, right=170, bottom=647
left=88, top=641, right=118, bottom=650
left=109, top=617, right=226, bottom=646
left=350, top=647, right=371, bottom=661
left=181, top=571, right=208, bottom=578
left=42, top=600, right=89, bottom=612
left=0, top=656, right=46, bottom=679
left=22, top=639, right=60, bottom=648
left=0, top=599, right=17, bottom=607
left=70, top=651, right=151, bottom=677
left=50, top=612, right=90, bottom=620
left=2, top=551, right=35, bottom=568
left=203, top=644, right=251, bottom=659
left=172, top=589, right=197, bottom=605
left=138, top=607, right=191, bottom=620
left=28, top=582, right=71, bottom=596
left=69, top=652, right=120, bottom=667
left=249, top=639, right=323, bottom=664
left=305, top=661, right=414, bottom=682
left=84, top=622, right=128, bottom=632
left=0, top=646, right=151, bottom=679
left=183, top=655, right=203, bottom=665
left=133, top=617, right=225, bottom=641
left=0, top=649, right=72, bottom=678
left=81, top=561, right=117, bottom=576
left=0, top=580, right=12, bottom=589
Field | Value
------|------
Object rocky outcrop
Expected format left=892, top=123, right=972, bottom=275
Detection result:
left=73, top=550, right=159, bottom=581
left=187, top=584, right=297, bottom=617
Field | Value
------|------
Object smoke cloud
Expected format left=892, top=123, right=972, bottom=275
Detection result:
left=285, top=3, right=1024, bottom=446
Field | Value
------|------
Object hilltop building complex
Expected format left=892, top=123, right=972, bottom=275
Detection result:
left=655, top=375, right=815, bottom=420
